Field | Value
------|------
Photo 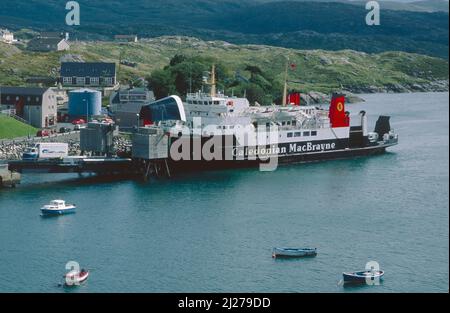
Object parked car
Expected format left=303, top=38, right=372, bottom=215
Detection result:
left=74, top=124, right=86, bottom=131
left=36, top=130, right=50, bottom=137
left=72, top=118, right=86, bottom=125
left=59, top=127, right=71, bottom=134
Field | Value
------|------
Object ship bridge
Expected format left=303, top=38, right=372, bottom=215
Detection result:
left=139, top=95, right=187, bottom=125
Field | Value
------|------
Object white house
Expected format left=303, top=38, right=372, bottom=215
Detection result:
left=0, top=29, right=16, bottom=44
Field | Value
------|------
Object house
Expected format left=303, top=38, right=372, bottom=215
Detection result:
left=0, top=87, right=58, bottom=129
left=60, top=62, right=117, bottom=88
left=27, top=32, right=70, bottom=52
left=114, top=35, right=138, bottom=43
left=109, top=87, right=155, bottom=129
left=0, top=29, right=16, bottom=44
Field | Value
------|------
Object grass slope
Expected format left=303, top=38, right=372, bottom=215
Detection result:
left=1, top=38, right=448, bottom=94
left=0, top=115, right=37, bottom=139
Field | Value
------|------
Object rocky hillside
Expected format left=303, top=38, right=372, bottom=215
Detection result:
left=0, top=0, right=448, bottom=58
left=0, top=37, right=448, bottom=96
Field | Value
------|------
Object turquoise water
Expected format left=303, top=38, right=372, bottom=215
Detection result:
left=0, top=92, right=448, bottom=293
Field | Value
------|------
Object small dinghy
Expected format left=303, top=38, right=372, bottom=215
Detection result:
left=41, top=200, right=76, bottom=216
left=272, top=247, right=317, bottom=258
left=343, top=270, right=384, bottom=284
left=64, top=269, right=89, bottom=286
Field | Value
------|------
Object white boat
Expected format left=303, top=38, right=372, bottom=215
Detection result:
left=65, top=269, right=89, bottom=286
left=40, top=200, right=76, bottom=216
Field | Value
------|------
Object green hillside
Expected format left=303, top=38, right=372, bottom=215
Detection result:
left=0, top=0, right=448, bottom=58
left=1, top=38, right=448, bottom=97
left=0, top=115, right=37, bottom=140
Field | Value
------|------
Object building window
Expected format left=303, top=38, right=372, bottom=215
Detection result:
left=76, top=77, right=85, bottom=85
left=27, top=97, right=31, bottom=102
left=63, top=77, right=72, bottom=84
left=36, top=97, right=40, bottom=102
left=103, top=77, right=113, bottom=85
left=6, top=96, right=10, bottom=101
left=90, top=77, right=99, bottom=85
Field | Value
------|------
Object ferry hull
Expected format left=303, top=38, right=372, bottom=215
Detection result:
left=166, top=141, right=396, bottom=173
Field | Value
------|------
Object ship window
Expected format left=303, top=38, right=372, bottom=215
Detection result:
left=311, top=131, right=318, bottom=136
left=287, top=133, right=293, bottom=138
left=287, top=121, right=291, bottom=126
left=292, top=121, right=297, bottom=126
left=214, top=101, right=220, bottom=105
left=282, top=122, right=286, bottom=126
left=303, top=131, right=310, bottom=137
left=295, top=132, right=301, bottom=137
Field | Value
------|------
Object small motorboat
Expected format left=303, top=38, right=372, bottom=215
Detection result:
left=343, top=270, right=385, bottom=284
left=272, top=247, right=317, bottom=258
left=41, top=200, right=76, bottom=216
left=64, top=269, right=89, bottom=286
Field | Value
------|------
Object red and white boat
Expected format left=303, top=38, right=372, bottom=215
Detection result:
left=64, top=269, right=89, bottom=286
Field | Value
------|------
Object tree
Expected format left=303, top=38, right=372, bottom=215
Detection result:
left=170, top=54, right=187, bottom=67
left=147, top=70, right=176, bottom=99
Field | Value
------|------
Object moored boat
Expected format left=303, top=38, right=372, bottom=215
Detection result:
left=343, top=270, right=384, bottom=284
left=64, top=269, right=89, bottom=286
left=272, top=247, right=317, bottom=258
left=40, top=200, right=76, bottom=216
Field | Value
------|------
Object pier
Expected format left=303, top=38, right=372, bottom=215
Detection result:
left=0, top=164, right=20, bottom=188
left=7, top=157, right=134, bottom=174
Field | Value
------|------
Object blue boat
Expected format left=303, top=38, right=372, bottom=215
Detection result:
left=272, top=247, right=317, bottom=258
left=41, top=200, right=76, bottom=216
left=343, top=270, right=384, bottom=284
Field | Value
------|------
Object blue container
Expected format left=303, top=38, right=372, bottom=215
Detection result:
left=68, top=89, right=102, bottom=118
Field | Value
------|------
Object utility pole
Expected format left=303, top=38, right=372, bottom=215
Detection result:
left=282, top=59, right=289, bottom=106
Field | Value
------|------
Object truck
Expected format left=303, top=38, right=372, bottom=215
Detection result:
left=22, top=143, right=69, bottom=160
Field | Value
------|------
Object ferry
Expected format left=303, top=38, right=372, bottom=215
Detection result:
left=134, top=65, right=398, bottom=173
left=40, top=200, right=76, bottom=216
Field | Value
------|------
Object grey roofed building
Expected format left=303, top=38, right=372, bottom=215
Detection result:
left=27, top=37, right=70, bottom=52
left=0, top=86, right=58, bottom=129
left=60, top=62, right=117, bottom=87
left=40, top=32, right=68, bottom=39
left=0, top=86, right=48, bottom=96
left=61, top=62, right=116, bottom=77
left=109, top=87, right=155, bottom=129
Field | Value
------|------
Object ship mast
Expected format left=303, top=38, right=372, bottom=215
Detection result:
left=210, top=64, right=216, bottom=97
left=282, top=60, right=289, bottom=106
